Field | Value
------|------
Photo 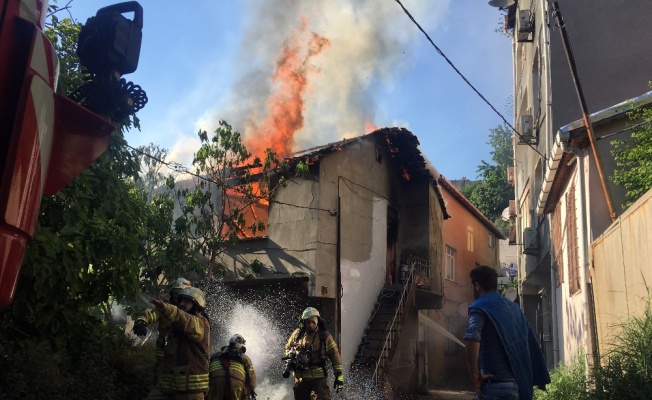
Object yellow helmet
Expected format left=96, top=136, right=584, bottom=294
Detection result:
left=170, top=277, right=192, bottom=293
left=178, top=287, right=206, bottom=310
left=301, top=307, right=320, bottom=321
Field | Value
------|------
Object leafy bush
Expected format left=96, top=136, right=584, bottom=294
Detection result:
left=0, top=325, right=155, bottom=400
left=590, top=303, right=652, bottom=399
left=533, top=350, right=586, bottom=400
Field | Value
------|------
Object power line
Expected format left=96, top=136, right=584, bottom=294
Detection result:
left=394, top=0, right=546, bottom=160
left=125, top=143, right=336, bottom=215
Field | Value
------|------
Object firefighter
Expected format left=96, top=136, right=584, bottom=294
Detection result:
left=208, top=334, right=257, bottom=400
left=134, top=277, right=193, bottom=386
left=145, top=286, right=211, bottom=400
left=284, top=307, right=343, bottom=400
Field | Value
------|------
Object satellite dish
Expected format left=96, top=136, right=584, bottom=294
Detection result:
left=501, top=207, right=511, bottom=221
left=488, top=0, right=515, bottom=7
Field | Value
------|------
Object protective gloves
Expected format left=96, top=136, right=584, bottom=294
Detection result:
left=333, top=374, right=343, bottom=393
left=133, top=319, right=147, bottom=336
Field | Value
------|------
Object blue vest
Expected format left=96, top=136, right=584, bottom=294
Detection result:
left=470, top=291, right=550, bottom=400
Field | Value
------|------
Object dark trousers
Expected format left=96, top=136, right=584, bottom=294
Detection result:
left=293, top=377, right=331, bottom=400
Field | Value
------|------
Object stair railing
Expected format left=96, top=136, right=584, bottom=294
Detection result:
left=371, top=259, right=417, bottom=386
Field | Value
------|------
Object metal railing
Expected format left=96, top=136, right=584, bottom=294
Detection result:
left=371, top=257, right=421, bottom=386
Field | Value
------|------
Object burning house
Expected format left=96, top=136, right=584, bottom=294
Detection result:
left=216, top=127, right=452, bottom=396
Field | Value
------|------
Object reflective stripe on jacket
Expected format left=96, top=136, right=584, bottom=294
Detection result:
left=209, top=353, right=256, bottom=387
left=159, top=303, right=210, bottom=393
left=285, top=327, right=342, bottom=379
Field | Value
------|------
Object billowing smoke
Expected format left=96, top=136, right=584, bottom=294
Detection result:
left=215, top=0, right=449, bottom=158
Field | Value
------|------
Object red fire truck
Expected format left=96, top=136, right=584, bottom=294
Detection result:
left=0, top=0, right=146, bottom=309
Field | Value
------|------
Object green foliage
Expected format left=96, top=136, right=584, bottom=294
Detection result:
left=531, top=302, right=652, bottom=400
left=611, top=105, right=652, bottom=209
left=461, top=124, right=514, bottom=236
left=591, top=301, right=652, bottom=399
left=0, top=16, right=149, bottom=349
left=533, top=350, right=586, bottom=400
left=44, top=17, right=85, bottom=96
left=179, top=120, right=290, bottom=268
left=132, top=144, right=197, bottom=296
left=0, top=324, right=155, bottom=400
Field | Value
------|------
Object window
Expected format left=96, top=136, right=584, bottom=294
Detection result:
left=467, top=227, right=474, bottom=252
left=551, top=202, right=564, bottom=286
left=566, top=182, right=580, bottom=295
left=488, top=234, right=495, bottom=249
left=445, top=245, right=456, bottom=281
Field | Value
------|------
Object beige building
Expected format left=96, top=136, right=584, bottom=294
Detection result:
left=498, top=0, right=652, bottom=368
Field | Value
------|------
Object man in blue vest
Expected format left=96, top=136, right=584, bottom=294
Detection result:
left=464, top=265, right=550, bottom=400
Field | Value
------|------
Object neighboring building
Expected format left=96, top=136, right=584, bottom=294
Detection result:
left=218, top=127, right=450, bottom=395
left=427, top=176, right=504, bottom=387
left=499, top=0, right=652, bottom=368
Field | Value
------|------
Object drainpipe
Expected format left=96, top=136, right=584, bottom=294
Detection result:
left=559, top=131, right=599, bottom=369
left=336, top=181, right=342, bottom=350
left=549, top=232, right=560, bottom=366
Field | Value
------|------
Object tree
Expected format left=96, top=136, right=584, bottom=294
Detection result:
left=461, top=124, right=514, bottom=236
left=177, top=121, right=291, bottom=275
left=0, top=16, right=148, bottom=349
left=611, top=105, right=652, bottom=209
left=133, top=144, right=197, bottom=295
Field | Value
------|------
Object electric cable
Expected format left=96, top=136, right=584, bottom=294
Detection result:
left=124, top=143, right=337, bottom=215
left=394, top=0, right=547, bottom=161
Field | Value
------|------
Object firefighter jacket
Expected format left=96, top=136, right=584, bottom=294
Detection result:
left=209, top=350, right=256, bottom=397
left=137, top=308, right=171, bottom=358
left=285, top=327, right=342, bottom=380
left=158, top=303, right=210, bottom=394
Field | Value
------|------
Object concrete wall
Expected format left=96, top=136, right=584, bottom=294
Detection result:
left=218, top=178, right=321, bottom=280
left=510, top=0, right=652, bottom=367
left=548, top=0, right=652, bottom=135
left=592, top=187, right=652, bottom=354
left=317, top=136, right=401, bottom=369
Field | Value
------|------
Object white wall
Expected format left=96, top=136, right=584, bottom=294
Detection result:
left=340, top=197, right=388, bottom=368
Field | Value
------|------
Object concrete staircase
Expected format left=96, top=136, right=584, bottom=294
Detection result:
left=351, top=260, right=419, bottom=387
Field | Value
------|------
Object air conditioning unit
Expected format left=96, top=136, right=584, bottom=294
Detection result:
left=517, top=9, right=534, bottom=42
left=518, top=114, right=537, bottom=145
left=507, top=167, right=515, bottom=187
left=523, top=227, right=539, bottom=255
left=508, top=200, right=517, bottom=218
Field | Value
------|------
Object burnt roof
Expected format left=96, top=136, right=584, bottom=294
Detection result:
left=288, top=127, right=450, bottom=219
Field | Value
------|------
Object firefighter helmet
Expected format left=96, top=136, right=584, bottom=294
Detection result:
left=170, top=277, right=192, bottom=292
left=301, top=307, right=321, bottom=321
left=228, top=334, right=246, bottom=354
left=178, top=286, right=206, bottom=310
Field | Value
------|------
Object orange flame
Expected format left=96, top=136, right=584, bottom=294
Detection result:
left=365, top=119, right=380, bottom=134
left=245, top=17, right=330, bottom=160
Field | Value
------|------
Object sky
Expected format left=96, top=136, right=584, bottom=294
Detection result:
left=68, top=0, right=513, bottom=181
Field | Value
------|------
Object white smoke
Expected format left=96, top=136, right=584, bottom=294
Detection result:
left=212, top=0, right=451, bottom=151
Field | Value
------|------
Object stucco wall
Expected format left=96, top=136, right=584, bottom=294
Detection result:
left=218, top=178, right=321, bottom=280
left=340, top=198, right=388, bottom=367
left=435, top=184, right=502, bottom=383
left=317, top=137, right=397, bottom=369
